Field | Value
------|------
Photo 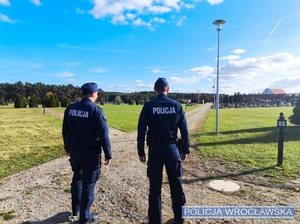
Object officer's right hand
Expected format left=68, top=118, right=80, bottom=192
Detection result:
left=104, top=159, right=111, bottom=165
left=180, top=153, right=187, bottom=162
left=139, top=155, right=146, bottom=163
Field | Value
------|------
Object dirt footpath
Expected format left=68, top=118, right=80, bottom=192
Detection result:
left=0, top=104, right=299, bottom=224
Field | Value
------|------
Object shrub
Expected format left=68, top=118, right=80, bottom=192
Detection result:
left=289, top=96, right=300, bottom=125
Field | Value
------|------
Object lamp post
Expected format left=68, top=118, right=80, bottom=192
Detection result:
left=213, top=79, right=216, bottom=110
left=213, top=19, right=226, bottom=135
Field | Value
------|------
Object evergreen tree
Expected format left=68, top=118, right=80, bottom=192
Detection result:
left=289, top=96, right=300, bottom=125
left=29, top=95, right=38, bottom=108
left=48, top=94, right=57, bottom=107
left=14, top=94, right=24, bottom=108
left=44, top=92, right=59, bottom=107
left=54, top=94, right=60, bottom=107
left=61, top=97, right=70, bottom=107
left=22, top=97, right=28, bottom=108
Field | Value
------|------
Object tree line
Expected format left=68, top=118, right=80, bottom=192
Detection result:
left=0, top=81, right=299, bottom=125
left=0, top=81, right=215, bottom=107
left=1, top=81, right=298, bottom=108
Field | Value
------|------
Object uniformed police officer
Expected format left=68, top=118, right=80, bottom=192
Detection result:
left=137, top=77, right=190, bottom=224
left=62, top=82, right=112, bottom=224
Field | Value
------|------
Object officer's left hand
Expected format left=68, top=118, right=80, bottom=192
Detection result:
left=139, top=155, right=146, bottom=163
left=180, top=153, right=187, bottom=162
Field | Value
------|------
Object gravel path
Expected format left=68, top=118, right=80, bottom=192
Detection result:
left=0, top=103, right=299, bottom=224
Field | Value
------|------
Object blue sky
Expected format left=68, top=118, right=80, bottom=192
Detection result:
left=1, top=0, right=300, bottom=95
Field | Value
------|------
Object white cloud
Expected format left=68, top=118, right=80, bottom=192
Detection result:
left=221, top=52, right=300, bottom=77
left=57, top=71, right=75, bottom=78
left=187, top=66, right=215, bottom=77
left=220, top=55, right=241, bottom=61
left=150, top=68, right=165, bottom=73
left=227, top=76, right=300, bottom=95
left=88, top=0, right=201, bottom=27
left=89, top=0, right=150, bottom=19
left=170, top=75, right=199, bottom=84
left=30, top=0, right=42, bottom=6
left=163, top=0, right=181, bottom=9
left=271, top=77, right=300, bottom=92
left=111, top=14, right=128, bottom=24
left=151, top=17, right=166, bottom=24
left=181, top=2, right=195, bottom=9
left=0, top=0, right=10, bottom=6
left=133, top=18, right=151, bottom=27
left=183, top=52, right=300, bottom=94
left=136, top=83, right=154, bottom=89
left=207, top=0, right=224, bottom=5
left=148, top=5, right=172, bottom=14
left=176, top=16, right=186, bottom=26
left=66, top=78, right=79, bottom=83
left=0, top=14, right=16, bottom=23
left=231, top=49, right=246, bottom=55
left=126, top=13, right=136, bottom=20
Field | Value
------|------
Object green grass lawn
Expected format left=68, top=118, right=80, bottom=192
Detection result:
left=0, top=104, right=201, bottom=179
left=0, top=105, right=299, bottom=182
left=54, top=103, right=200, bottom=132
left=53, top=104, right=142, bottom=132
left=197, top=107, right=300, bottom=180
left=0, top=108, right=64, bottom=179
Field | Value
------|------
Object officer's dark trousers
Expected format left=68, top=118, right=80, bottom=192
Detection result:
left=69, top=150, right=100, bottom=224
left=147, top=144, right=186, bottom=224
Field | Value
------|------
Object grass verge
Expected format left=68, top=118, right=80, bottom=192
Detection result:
left=196, top=107, right=300, bottom=182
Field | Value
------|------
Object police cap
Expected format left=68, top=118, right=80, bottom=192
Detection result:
left=154, top=77, right=169, bottom=88
left=81, top=82, right=98, bottom=94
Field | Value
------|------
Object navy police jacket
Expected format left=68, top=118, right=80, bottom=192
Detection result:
left=62, top=98, right=112, bottom=160
left=137, top=94, right=190, bottom=157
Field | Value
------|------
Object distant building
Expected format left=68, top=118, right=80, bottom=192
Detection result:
left=242, top=88, right=286, bottom=102
left=261, top=88, right=286, bottom=95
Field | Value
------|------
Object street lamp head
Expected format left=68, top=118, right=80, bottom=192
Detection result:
left=213, top=19, right=226, bottom=30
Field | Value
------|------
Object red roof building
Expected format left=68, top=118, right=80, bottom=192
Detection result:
left=242, top=88, right=286, bottom=102
left=261, top=88, right=286, bottom=95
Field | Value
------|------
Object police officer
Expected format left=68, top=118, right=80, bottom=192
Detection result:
left=137, top=77, right=190, bottom=224
left=62, top=82, right=112, bottom=224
